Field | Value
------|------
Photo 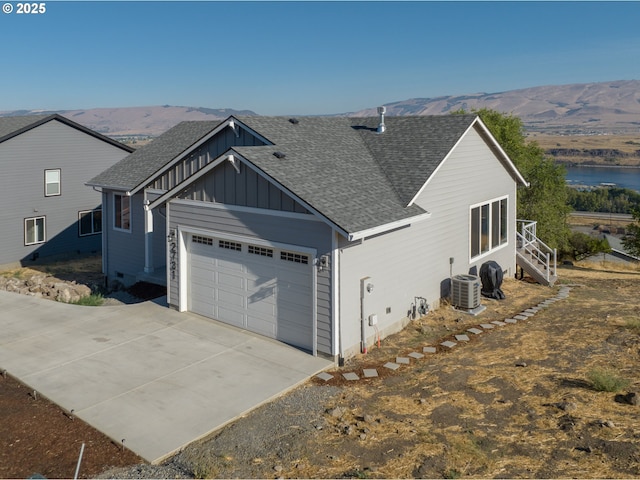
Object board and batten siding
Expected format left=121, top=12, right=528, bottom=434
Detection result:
left=337, top=125, right=518, bottom=357
left=149, top=127, right=266, bottom=192
left=167, top=200, right=334, bottom=355
left=0, top=119, right=129, bottom=268
left=178, top=160, right=309, bottom=213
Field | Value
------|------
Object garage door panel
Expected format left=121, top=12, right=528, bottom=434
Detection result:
left=247, top=315, right=277, bottom=336
left=216, top=306, right=245, bottom=328
left=188, top=234, right=313, bottom=352
left=217, top=270, right=245, bottom=289
left=247, top=295, right=276, bottom=315
left=217, top=257, right=245, bottom=272
left=217, top=288, right=246, bottom=308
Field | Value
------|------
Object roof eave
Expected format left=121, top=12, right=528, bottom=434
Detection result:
left=472, top=117, right=529, bottom=187
left=347, top=210, right=432, bottom=242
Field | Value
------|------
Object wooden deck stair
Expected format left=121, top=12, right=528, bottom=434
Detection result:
left=516, top=220, right=557, bottom=287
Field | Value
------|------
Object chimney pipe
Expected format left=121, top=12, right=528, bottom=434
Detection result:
left=377, top=106, right=386, bottom=134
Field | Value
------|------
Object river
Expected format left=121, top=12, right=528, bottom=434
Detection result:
left=564, top=165, right=640, bottom=192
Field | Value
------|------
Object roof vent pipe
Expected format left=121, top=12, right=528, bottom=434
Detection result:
left=377, top=106, right=386, bottom=134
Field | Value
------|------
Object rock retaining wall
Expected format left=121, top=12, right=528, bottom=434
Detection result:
left=0, top=274, right=92, bottom=303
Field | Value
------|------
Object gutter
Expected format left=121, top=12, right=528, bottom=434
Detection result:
left=347, top=211, right=432, bottom=242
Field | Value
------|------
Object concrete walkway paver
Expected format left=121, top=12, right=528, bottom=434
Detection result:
left=0, top=290, right=331, bottom=463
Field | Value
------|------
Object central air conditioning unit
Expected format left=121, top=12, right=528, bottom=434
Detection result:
left=451, top=274, right=482, bottom=310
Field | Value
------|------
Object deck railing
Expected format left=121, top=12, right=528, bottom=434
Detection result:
left=516, top=219, right=557, bottom=283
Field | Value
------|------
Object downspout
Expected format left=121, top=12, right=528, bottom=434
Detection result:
left=333, top=231, right=344, bottom=365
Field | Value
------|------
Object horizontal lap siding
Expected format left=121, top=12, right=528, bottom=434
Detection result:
left=168, top=201, right=333, bottom=355
left=338, top=126, right=517, bottom=356
left=0, top=120, right=129, bottom=267
left=104, top=192, right=147, bottom=285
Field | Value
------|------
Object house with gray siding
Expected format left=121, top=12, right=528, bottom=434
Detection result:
left=88, top=114, right=528, bottom=360
left=0, top=114, right=133, bottom=269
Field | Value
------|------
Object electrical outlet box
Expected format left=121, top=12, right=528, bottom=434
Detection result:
left=368, top=314, right=378, bottom=326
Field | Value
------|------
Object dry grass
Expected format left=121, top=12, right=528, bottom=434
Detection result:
left=291, top=264, right=640, bottom=479
left=531, top=133, right=640, bottom=166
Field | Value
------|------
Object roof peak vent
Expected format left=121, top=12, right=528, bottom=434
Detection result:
left=377, top=106, right=386, bottom=134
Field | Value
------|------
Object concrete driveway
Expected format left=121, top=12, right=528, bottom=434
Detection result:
left=0, top=290, right=332, bottom=463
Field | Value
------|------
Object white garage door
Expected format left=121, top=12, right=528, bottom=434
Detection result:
left=188, top=234, right=314, bottom=351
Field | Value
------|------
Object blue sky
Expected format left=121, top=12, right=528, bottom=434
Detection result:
left=1, top=1, right=639, bottom=115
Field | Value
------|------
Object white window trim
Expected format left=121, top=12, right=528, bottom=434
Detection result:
left=113, top=194, right=131, bottom=232
left=44, top=169, right=61, bottom=197
left=469, top=195, right=509, bottom=261
left=78, top=208, right=102, bottom=237
left=25, top=216, right=46, bottom=245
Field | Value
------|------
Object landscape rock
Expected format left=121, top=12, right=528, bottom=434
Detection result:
left=617, top=392, right=640, bottom=406
left=0, top=274, right=92, bottom=303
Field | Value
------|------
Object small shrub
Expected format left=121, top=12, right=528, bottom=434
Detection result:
left=587, top=368, right=630, bottom=392
left=625, top=317, right=640, bottom=333
left=71, top=293, right=104, bottom=306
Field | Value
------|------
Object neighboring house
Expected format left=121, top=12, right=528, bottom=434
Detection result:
left=88, top=114, right=528, bottom=360
left=0, top=114, right=133, bottom=269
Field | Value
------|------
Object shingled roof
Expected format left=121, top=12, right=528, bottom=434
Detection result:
left=88, top=114, right=525, bottom=236
left=87, top=120, right=222, bottom=191
left=0, top=114, right=133, bottom=152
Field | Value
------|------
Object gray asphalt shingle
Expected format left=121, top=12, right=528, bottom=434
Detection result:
left=88, top=120, right=222, bottom=191
left=0, top=115, right=52, bottom=142
left=87, top=114, right=481, bottom=234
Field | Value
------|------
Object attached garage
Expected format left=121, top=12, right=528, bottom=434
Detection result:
left=187, top=232, right=315, bottom=352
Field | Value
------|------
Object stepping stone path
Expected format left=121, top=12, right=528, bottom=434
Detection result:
left=315, top=286, right=573, bottom=383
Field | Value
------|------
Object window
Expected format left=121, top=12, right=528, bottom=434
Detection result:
left=79, top=209, right=102, bottom=236
left=248, top=245, right=273, bottom=257
left=280, top=251, right=309, bottom=264
left=192, top=235, right=213, bottom=245
left=114, top=194, right=131, bottom=231
left=45, top=169, right=61, bottom=196
left=25, top=217, right=45, bottom=245
left=219, top=240, right=242, bottom=251
left=470, top=197, right=508, bottom=259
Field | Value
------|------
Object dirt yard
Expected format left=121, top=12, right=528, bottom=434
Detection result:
left=1, top=259, right=639, bottom=478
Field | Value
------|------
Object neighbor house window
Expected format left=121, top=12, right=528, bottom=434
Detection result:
left=45, top=169, right=61, bottom=196
left=25, top=216, right=46, bottom=245
left=114, top=194, right=131, bottom=231
left=470, top=197, right=508, bottom=259
left=79, top=209, right=102, bottom=236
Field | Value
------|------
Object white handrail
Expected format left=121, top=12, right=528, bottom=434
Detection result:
left=516, top=219, right=557, bottom=280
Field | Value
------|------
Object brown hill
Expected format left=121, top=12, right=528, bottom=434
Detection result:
left=2, top=80, right=639, bottom=137
left=0, top=106, right=257, bottom=137
left=349, top=80, right=640, bottom=134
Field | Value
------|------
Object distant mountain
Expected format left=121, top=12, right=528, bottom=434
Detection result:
left=349, top=80, right=640, bottom=134
left=0, top=106, right=257, bottom=137
left=2, top=80, right=639, bottom=136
